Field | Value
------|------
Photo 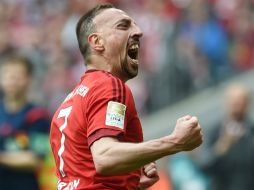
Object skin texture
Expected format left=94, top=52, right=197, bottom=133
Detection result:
left=85, top=8, right=203, bottom=189
left=87, top=8, right=143, bottom=82
left=91, top=115, right=202, bottom=189
left=139, top=162, right=159, bottom=189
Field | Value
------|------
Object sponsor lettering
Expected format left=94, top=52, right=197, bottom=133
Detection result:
left=64, top=85, right=89, bottom=102
left=57, top=179, right=80, bottom=190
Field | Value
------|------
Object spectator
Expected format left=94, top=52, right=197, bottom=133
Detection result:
left=176, top=0, right=230, bottom=85
left=0, top=55, right=50, bottom=190
left=199, top=84, right=254, bottom=190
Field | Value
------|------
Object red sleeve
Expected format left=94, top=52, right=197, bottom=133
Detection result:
left=85, top=77, right=128, bottom=146
left=87, top=128, right=124, bottom=147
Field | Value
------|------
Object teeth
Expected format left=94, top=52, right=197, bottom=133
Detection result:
left=129, top=44, right=139, bottom=50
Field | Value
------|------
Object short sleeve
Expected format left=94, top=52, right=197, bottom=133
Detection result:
left=85, top=77, right=129, bottom=146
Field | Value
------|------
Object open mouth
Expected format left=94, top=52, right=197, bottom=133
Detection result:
left=127, top=43, right=139, bottom=64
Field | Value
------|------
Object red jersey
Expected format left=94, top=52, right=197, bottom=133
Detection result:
left=50, top=70, right=143, bottom=190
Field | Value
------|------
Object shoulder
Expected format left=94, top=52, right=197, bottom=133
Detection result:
left=83, top=71, right=115, bottom=92
left=86, top=71, right=131, bottom=104
left=24, top=104, right=50, bottom=124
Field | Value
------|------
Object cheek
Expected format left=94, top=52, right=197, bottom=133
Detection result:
left=104, top=33, right=128, bottom=55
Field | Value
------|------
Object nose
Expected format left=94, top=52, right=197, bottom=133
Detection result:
left=132, top=25, right=143, bottom=39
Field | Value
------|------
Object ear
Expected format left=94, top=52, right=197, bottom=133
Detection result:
left=88, top=33, right=105, bottom=52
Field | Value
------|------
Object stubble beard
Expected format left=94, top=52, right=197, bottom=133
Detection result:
left=121, top=55, right=138, bottom=80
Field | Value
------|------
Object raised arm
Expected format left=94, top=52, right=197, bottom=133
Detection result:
left=91, top=115, right=203, bottom=175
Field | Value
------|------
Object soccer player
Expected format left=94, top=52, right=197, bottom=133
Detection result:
left=50, top=4, right=203, bottom=190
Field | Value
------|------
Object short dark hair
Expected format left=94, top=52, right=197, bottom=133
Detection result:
left=1, top=55, right=34, bottom=76
left=76, top=4, right=114, bottom=64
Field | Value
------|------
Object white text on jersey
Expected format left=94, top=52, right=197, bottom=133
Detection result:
left=57, top=179, right=80, bottom=190
left=64, top=85, right=89, bottom=102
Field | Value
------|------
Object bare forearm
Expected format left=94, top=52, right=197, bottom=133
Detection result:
left=92, top=135, right=182, bottom=175
left=0, top=151, right=40, bottom=170
left=92, top=115, right=203, bottom=175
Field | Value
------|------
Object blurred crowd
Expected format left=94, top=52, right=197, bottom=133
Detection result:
left=169, top=84, right=254, bottom=190
left=0, top=0, right=253, bottom=115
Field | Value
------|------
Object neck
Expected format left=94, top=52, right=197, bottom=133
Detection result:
left=87, top=55, right=110, bottom=71
left=3, top=95, right=28, bottom=113
left=87, top=55, right=128, bottom=83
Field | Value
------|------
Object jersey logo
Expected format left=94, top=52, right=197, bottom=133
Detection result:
left=106, top=101, right=126, bottom=129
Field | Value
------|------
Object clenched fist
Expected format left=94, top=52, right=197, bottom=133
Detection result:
left=171, top=115, right=203, bottom=151
left=138, top=162, right=159, bottom=190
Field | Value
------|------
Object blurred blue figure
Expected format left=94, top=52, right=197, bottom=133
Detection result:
left=178, top=0, right=230, bottom=84
left=0, top=56, right=50, bottom=190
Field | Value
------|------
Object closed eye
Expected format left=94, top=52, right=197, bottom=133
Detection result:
left=117, top=24, right=128, bottom=29
left=116, top=19, right=131, bottom=30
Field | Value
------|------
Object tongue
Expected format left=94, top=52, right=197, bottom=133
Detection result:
left=128, top=55, right=138, bottom=65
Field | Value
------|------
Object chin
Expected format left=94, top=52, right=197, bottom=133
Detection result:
left=121, top=57, right=139, bottom=80
left=129, top=68, right=138, bottom=79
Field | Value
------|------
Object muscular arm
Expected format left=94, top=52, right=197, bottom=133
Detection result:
left=91, top=135, right=180, bottom=175
left=91, top=116, right=202, bottom=175
left=0, top=151, right=40, bottom=170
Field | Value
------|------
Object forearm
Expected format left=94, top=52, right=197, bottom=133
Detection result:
left=0, top=151, right=40, bottom=170
left=92, top=134, right=182, bottom=175
left=92, top=115, right=203, bottom=175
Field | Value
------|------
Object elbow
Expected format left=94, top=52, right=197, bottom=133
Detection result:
left=91, top=138, right=120, bottom=175
left=94, top=165, right=109, bottom=175
left=93, top=157, right=113, bottom=175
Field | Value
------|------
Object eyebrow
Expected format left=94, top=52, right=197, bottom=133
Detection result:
left=114, top=18, right=132, bottom=26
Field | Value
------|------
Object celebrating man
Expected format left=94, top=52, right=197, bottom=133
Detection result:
left=50, top=4, right=203, bottom=190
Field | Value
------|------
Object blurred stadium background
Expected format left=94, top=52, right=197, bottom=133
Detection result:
left=0, top=0, right=253, bottom=190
